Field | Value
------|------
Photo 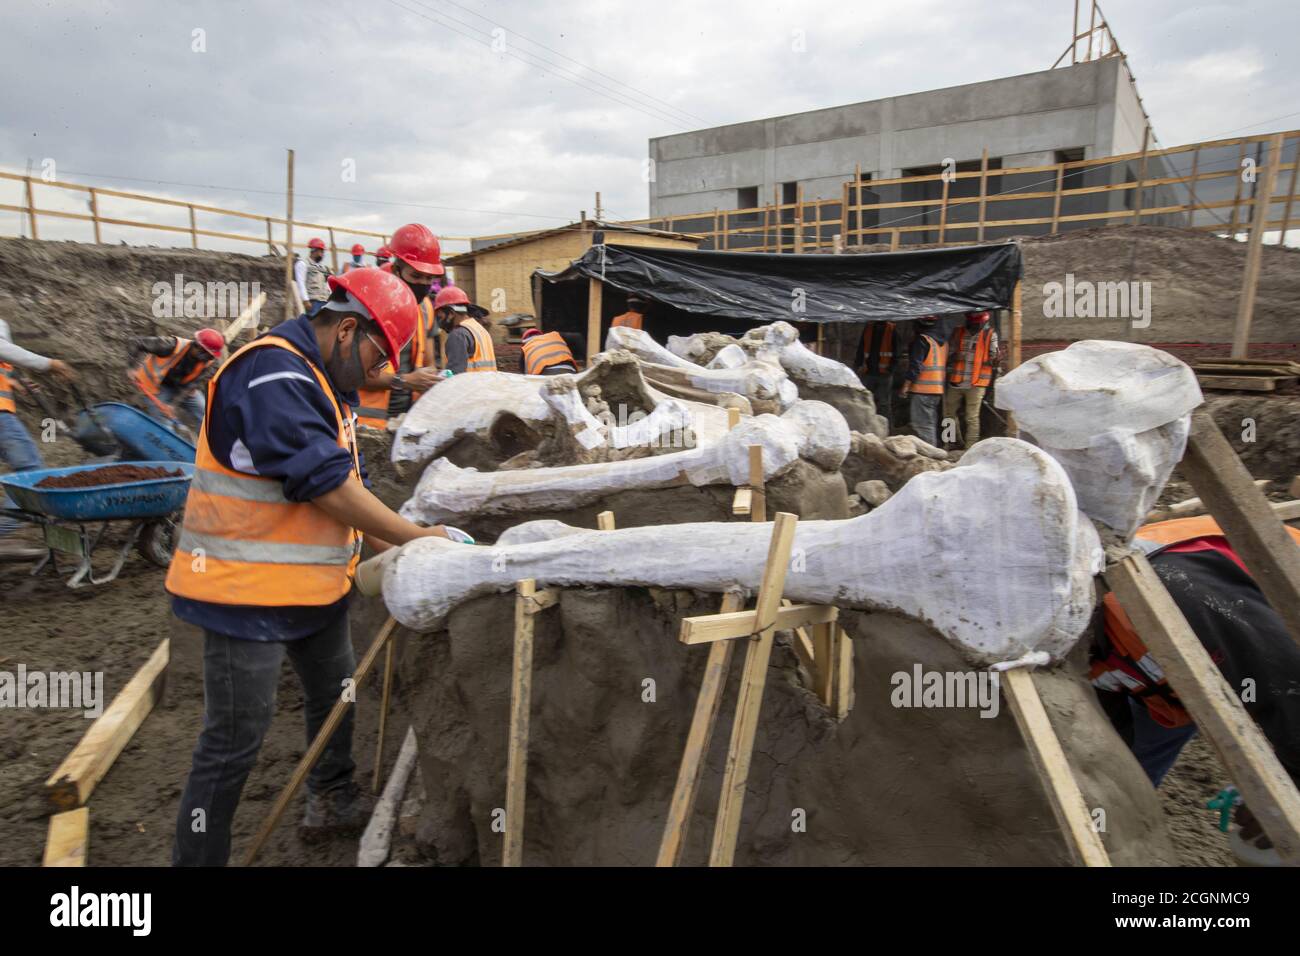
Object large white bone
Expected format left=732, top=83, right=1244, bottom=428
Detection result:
left=392, top=356, right=734, bottom=465
left=670, top=321, right=865, bottom=391
left=399, top=401, right=851, bottom=526
left=382, top=438, right=1102, bottom=663
left=995, top=341, right=1203, bottom=540
left=606, top=326, right=799, bottom=410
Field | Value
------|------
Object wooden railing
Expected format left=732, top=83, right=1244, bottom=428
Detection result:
left=625, top=129, right=1300, bottom=252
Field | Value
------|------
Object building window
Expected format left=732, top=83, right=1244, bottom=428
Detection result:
left=737, top=186, right=759, bottom=210
left=1055, top=148, right=1085, bottom=191
left=781, top=181, right=798, bottom=205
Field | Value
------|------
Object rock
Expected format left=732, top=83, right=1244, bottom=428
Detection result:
left=855, top=479, right=892, bottom=507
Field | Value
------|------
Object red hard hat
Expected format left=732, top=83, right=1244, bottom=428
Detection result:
left=388, top=223, right=445, bottom=276
left=376, top=245, right=390, bottom=258
left=967, top=310, right=991, bottom=323
left=433, top=285, right=469, bottom=311
left=327, top=268, right=417, bottom=369
left=351, top=243, right=365, bottom=256
left=308, top=237, right=326, bottom=251
left=521, top=327, right=543, bottom=341
left=194, top=328, right=224, bottom=357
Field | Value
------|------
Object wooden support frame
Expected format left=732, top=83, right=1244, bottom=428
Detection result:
left=88, top=188, right=101, bottom=244
left=43, top=808, right=89, bottom=867
left=503, top=578, right=556, bottom=867
left=45, top=639, right=169, bottom=811
left=977, top=148, right=989, bottom=241
left=188, top=204, right=198, bottom=248
left=24, top=175, right=38, bottom=240
left=586, top=276, right=602, bottom=362
left=1179, top=408, right=1300, bottom=642
left=1232, top=133, right=1284, bottom=358
left=1105, top=554, right=1300, bottom=861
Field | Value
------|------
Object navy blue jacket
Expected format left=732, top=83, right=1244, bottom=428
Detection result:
left=171, top=315, right=370, bottom=641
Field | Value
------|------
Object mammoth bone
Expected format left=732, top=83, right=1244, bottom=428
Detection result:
left=399, top=401, right=851, bottom=526
left=382, top=438, right=1103, bottom=663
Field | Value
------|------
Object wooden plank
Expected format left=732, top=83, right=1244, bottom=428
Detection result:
left=1051, top=165, right=1065, bottom=233
left=88, top=188, right=101, bottom=244
left=732, top=487, right=752, bottom=517
left=1233, top=133, right=1284, bottom=358
left=834, top=624, right=853, bottom=720
left=1001, top=668, right=1110, bottom=866
left=709, top=513, right=799, bottom=866
left=45, top=639, right=169, bottom=811
left=43, top=808, right=89, bottom=867
left=371, top=637, right=396, bottom=794
left=597, top=510, right=615, bottom=531
left=1105, top=554, right=1300, bottom=862
left=1196, top=375, right=1281, bottom=392
left=748, top=445, right=766, bottom=522
left=656, top=590, right=745, bottom=867
left=680, top=603, right=838, bottom=644
left=503, top=579, right=538, bottom=867
left=525, top=588, right=558, bottom=614
left=938, top=175, right=949, bottom=244
left=586, top=277, right=602, bottom=362
left=977, top=148, right=988, bottom=241
left=1282, top=135, right=1299, bottom=245
left=24, top=176, right=38, bottom=240
left=812, top=621, right=835, bottom=707
left=188, top=204, right=198, bottom=248
left=1228, top=140, right=1249, bottom=236
left=1181, top=408, right=1300, bottom=644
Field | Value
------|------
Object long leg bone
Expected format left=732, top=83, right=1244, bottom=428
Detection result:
left=399, top=401, right=851, bottom=525
left=383, top=438, right=1102, bottom=663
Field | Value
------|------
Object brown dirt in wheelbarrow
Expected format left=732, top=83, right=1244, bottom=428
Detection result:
left=34, top=464, right=183, bottom=489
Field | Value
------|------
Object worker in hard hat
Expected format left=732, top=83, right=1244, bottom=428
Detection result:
left=610, top=294, right=649, bottom=332
left=433, top=286, right=496, bottom=374
left=355, top=224, right=446, bottom=428
left=942, top=310, right=1001, bottom=450
left=856, top=320, right=900, bottom=431
left=294, top=237, right=333, bottom=315
left=128, top=328, right=225, bottom=429
left=341, top=243, right=367, bottom=273
left=167, top=266, right=455, bottom=866
left=521, top=327, right=578, bottom=376
left=898, top=315, right=947, bottom=448
left=374, top=245, right=391, bottom=268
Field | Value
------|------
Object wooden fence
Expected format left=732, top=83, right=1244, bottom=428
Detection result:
left=623, top=129, right=1300, bottom=253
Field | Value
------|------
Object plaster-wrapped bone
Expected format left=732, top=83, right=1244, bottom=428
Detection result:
left=400, top=401, right=850, bottom=526
left=995, top=341, right=1203, bottom=540
left=383, top=438, right=1102, bottom=663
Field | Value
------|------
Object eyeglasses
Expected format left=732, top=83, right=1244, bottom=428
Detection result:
left=362, top=331, right=391, bottom=372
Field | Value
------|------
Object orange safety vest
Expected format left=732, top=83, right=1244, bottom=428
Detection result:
left=0, top=362, right=15, bottom=414
left=948, top=325, right=995, bottom=388
left=461, top=317, right=496, bottom=373
left=522, top=331, right=576, bottom=376
left=355, top=300, right=435, bottom=430
left=861, top=322, right=895, bottom=375
left=131, top=339, right=207, bottom=418
left=610, top=311, right=643, bottom=331
left=1091, top=516, right=1300, bottom=728
left=911, top=334, right=948, bottom=395
left=165, top=336, right=363, bottom=607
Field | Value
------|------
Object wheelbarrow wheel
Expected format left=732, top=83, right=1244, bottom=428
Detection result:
left=137, top=517, right=178, bottom=567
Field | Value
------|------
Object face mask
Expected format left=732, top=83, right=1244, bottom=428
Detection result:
left=325, top=325, right=368, bottom=393
left=408, top=281, right=433, bottom=304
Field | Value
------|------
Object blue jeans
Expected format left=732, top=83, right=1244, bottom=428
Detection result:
left=909, top=392, right=942, bottom=447
left=172, top=613, right=357, bottom=866
left=0, top=410, right=44, bottom=535
left=1129, top=698, right=1198, bottom=787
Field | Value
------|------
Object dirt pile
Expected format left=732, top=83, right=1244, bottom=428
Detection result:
left=391, top=587, right=1178, bottom=866
left=34, top=463, right=183, bottom=488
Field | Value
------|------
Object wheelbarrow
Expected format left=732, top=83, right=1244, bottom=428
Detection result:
left=0, top=461, right=194, bottom=587
left=70, top=401, right=197, bottom=463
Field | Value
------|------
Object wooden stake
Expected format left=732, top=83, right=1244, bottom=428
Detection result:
left=45, top=640, right=169, bottom=811
left=25, top=176, right=38, bottom=240
left=328, top=226, right=339, bottom=273
left=243, top=616, right=396, bottom=865
left=371, top=638, right=396, bottom=794
left=597, top=510, right=616, bottom=531
left=1228, top=141, right=1249, bottom=237
left=1000, top=668, right=1110, bottom=866
left=938, top=174, right=950, bottom=245
left=708, top=512, right=799, bottom=866
left=43, top=808, right=89, bottom=867
left=1105, top=554, right=1300, bottom=862
left=977, top=149, right=989, bottom=242
left=504, top=579, right=539, bottom=867
left=748, top=444, right=766, bottom=522
left=1051, top=165, right=1065, bottom=234
left=89, top=188, right=101, bottom=244
left=1233, top=133, right=1284, bottom=358
left=1180, top=407, right=1300, bottom=642
left=285, top=149, right=296, bottom=321
left=656, top=590, right=745, bottom=867
left=188, top=204, right=198, bottom=248
left=586, top=277, right=602, bottom=362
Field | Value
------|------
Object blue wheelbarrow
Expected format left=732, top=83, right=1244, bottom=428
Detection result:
left=71, top=401, right=197, bottom=463
left=0, top=461, right=194, bottom=588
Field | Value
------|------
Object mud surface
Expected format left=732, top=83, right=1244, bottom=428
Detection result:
left=34, top=463, right=182, bottom=488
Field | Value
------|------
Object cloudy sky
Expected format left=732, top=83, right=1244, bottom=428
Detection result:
left=2, top=0, right=1297, bottom=254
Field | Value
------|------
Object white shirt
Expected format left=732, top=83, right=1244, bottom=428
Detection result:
left=0, top=318, right=52, bottom=371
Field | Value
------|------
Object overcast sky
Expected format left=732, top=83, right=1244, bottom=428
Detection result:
left=2, top=0, right=1297, bottom=254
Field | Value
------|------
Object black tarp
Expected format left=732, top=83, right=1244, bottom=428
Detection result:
left=537, top=241, right=1023, bottom=325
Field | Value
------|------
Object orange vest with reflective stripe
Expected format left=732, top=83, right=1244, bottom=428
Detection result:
left=355, top=302, right=434, bottom=429
left=862, top=322, right=895, bottom=375
left=0, top=362, right=15, bottom=414
left=522, top=331, right=576, bottom=375
left=911, top=334, right=947, bottom=395
left=461, top=317, right=496, bottom=373
left=131, top=339, right=206, bottom=417
left=610, top=311, right=643, bottom=330
left=164, top=336, right=363, bottom=607
left=948, top=325, right=995, bottom=388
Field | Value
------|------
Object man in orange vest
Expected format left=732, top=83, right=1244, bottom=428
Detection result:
left=128, top=328, right=225, bottom=428
left=856, top=320, right=899, bottom=430
left=356, top=224, right=447, bottom=428
left=433, top=286, right=496, bottom=374
left=167, top=267, right=456, bottom=866
left=610, top=294, right=649, bottom=332
left=521, top=327, right=578, bottom=376
left=942, top=310, right=1001, bottom=450
left=898, top=316, right=947, bottom=448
